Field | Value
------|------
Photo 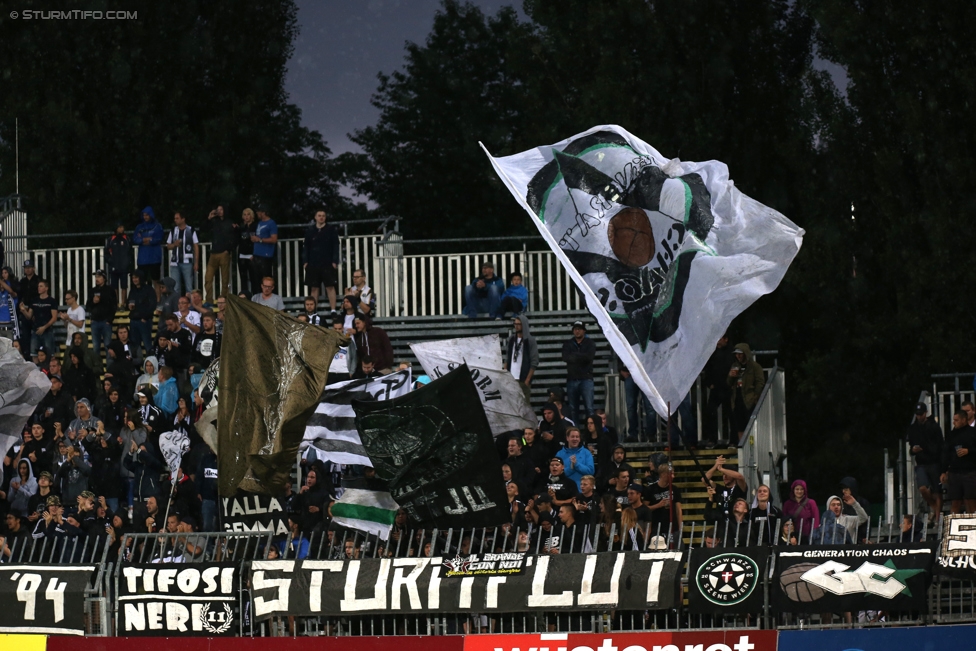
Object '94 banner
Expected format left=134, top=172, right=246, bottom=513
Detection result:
left=0, top=565, right=94, bottom=635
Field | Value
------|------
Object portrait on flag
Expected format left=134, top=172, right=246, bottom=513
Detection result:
left=484, top=125, right=804, bottom=415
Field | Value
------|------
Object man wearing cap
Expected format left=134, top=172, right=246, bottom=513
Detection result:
left=86, top=269, right=117, bottom=365
left=31, top=495, right=65, bottom=541
left=15, top=259, right=40, bottom=356
left=53, top=442, right=91, bottom=504
left=27, top=471, right=56, bottom=523
left=462, top=261, right=504, bottom=319
left=165, top=211, right=199, bottom=297
left=546, top=457, right=577, bottom=508
left=251, top=206, right=278, bottom=282
left=562, top=321, right=596, bottom=424
left=909, top=402, right=944, bottom=521
left=627, top=483, right=654, bottom=523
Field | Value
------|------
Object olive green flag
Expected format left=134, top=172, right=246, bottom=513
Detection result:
left=217, top=294, right=341, bottom=496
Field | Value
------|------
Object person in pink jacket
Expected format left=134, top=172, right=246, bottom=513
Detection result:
left=782, top=478, right=820, bottom=542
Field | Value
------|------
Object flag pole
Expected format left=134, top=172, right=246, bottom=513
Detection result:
left=666, top=401, right=674, bottom=548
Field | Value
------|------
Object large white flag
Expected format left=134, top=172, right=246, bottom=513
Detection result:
left=483, top=125, right=804, bottom=416
left=410, top=334, right=536, bottom=435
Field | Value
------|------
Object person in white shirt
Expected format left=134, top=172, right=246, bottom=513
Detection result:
left=344, top=269, right=375, bottom=315
left=175, top=296, right=201, bottom=336
left=59, top=289, right=86, bottom=346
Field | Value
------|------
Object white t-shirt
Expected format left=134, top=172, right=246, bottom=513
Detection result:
left=343, top=312, right=355, bottom=332
left=178, top=310, right=201, bottom=332
left=510, top=336, right=523, bottom=381
left=66, top=305, right=86, bottom=345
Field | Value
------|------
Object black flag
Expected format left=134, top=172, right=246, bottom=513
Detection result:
left=353, top=364, right=509, bottom=528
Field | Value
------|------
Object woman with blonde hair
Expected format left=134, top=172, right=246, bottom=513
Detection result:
left=619, top=506, right=646, bottom=551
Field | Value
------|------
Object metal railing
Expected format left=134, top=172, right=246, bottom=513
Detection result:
left=738, top=365, right=788, bottom=506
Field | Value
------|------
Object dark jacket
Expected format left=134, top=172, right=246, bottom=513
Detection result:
left=908, top=416, right=944, bottom=466
left=303, top=222, right=340, bottom=267
left=123, top=439, right=164, bottom=501
left=352, top=319, right=394, bottom=371
left=105, top=232, right=133, bottom=272
left=210, top=216, right=238, bottom=254
left=86, top=282, right=117, bottom=323
left=562, top=335, right=596, bottom=380
left=238, top=221, right=257, bottom=257
left=134, top=208, right=164, bottom=265
left=727, top=343, right=765, bottom=408
left=943, top=426, right=976, bottom=474
left=506, top=315, right=539, bottom=383
left=128, top=270, right=156, bottom=321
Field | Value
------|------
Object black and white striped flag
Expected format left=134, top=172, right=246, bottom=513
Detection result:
left=300, top=370, right=412, bottom=466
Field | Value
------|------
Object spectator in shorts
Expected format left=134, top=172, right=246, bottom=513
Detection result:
left=941, top=409, right=976, bottom=514
left=303, top=209, right=340, bottom=313
left=909, top=402, right=944, bottom=522
left=105, top=222, right=133, bottom=304
left=134, top=207, right=164, bottom=301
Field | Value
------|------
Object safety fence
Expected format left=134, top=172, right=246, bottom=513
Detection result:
left=5, top=514, right=976, bottom=637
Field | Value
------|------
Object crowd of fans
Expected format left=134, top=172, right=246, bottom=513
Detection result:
left=0, top=208, right=948, bottom=570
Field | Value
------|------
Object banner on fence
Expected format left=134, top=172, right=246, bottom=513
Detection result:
left=464, top=631, right=778, bottom=651
left=353, top=365, right=509, bottom=529
left=118, top=563, right=239, bottom=636
left=0, top=565, right=94, bottom=635
left=249, top=550, right=683, bottom=619
left=221, top=490, right=288, bottom=536
left=937, top=514, right=976, bottom=578
left=688, top=547, right=769, bottom=614
left=773, top=543, right=935, bottom=612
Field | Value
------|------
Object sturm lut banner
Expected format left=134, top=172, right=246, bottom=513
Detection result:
left=0, top=565, right=95, bottom=635
left=249, top=551, right=683, bottom=619
left=688, top=547, right=769, bottom=614
left=937, top=514, right=976, bottom=578
left=773, top=543, right=934, bottom=612
left=118, top=563, right=239, bottom=636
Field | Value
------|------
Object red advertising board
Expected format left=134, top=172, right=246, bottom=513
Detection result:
left=463, top=631, right=777, bottom=651
left=47, top=636, right=466, bottom=651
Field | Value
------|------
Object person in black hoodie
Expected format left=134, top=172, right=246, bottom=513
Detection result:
left=62, top=348, right=97, bottom=404
left=127, top=269, right=157, bottom=358
left=36, top=374, right=74, bottom=435
left=84, top=423, right=123, bottom=513
left=296, top=465, right=331, bottom=532
left=538, top=402, right=568, bottom=454
left=105, top=223, right=133, bottom=305
left=196, top=444, right=218, bottom=532
left=941, top=409, right=976, bottom=514
left=561, top=321, right=596, bottom=424
left=909, top=402, right=944, bottom=521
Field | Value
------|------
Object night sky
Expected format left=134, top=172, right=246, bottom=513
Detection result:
left=285, top=0, right=519, bottom=159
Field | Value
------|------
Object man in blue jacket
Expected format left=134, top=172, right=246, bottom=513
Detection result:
left=556, top=427, right=595, bottom=491
left=134, top=207, right=164, bottom=301
left=463, top=261, right=504, bottom=318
